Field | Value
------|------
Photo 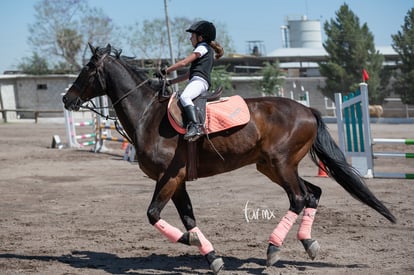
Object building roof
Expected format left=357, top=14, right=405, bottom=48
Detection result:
left=268, top=47, right=327, bottom=58
left=267, top=46, right=398, bottom=62
left=0, top=74, right=77, bottom=79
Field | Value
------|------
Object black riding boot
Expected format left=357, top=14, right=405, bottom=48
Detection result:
left=183, top=105, right=202, bottom=141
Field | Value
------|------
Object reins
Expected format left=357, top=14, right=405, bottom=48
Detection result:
left=80, top=100, right=133, bottom=145
left=77, top=54, right=150, bottom=145
left=110, top=79, right=150, bottom=107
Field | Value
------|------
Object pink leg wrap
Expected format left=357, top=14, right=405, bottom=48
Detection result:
left=154, top=219, right=183, bottom=243
left=297, top=208, right=317, bottom=240
left=189, top=227, right=214, bottom=255
left=269, top=210, right=298, bottom=247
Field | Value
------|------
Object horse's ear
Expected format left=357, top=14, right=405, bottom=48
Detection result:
left=88, top=43, right=96, bottom=54
left=105, top=44, right=111, bottom=53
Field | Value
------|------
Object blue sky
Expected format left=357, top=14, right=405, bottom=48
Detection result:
left=0, top=0, right=412, bottom=73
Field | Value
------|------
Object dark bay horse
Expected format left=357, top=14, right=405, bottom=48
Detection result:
left=63, top=44, right=396, bottom=274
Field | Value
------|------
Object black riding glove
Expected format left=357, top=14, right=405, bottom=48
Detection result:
left=149, top=79, right=171, bottom=90
left=154, top=67, right=167, bottom=78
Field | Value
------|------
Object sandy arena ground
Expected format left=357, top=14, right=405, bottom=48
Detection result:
left=0, top=121, right=413, bottom=275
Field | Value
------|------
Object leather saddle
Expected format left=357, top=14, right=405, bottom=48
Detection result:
left=169, top=87, right=223, bottom=131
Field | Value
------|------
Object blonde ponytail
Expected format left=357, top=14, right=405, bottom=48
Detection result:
left=209, top=41, right=224, bottom=59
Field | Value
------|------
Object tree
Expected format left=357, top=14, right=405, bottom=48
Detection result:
left=319, top=4, right=386, bottom=103
left=211, top=65, right=233, bottom=93
left=125, top=17, right=235, bottom=61
left=391, top=8, right=414, bottom=104
left=17, top=53, right=51, bottom=75
left=125, top=18, right=171, bottom=63
left=28, top=0, right=116, bottom=72
left=258, top=61, right=285, bottom=96
left=56, top=28, right=83, bottom=70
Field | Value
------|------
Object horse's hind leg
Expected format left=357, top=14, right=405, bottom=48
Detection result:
left=257, top=164, right=305, bottom=267
left=258, top=153, right=324, bottom=265
left=265, top=175, right=323, bottom=265
left=266, top=197, right=302, bottom=266
left=172, top=182, right=224, bottom=273
left=297, top=179, right=322, bottom=260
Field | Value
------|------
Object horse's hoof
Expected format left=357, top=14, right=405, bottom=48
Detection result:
left=210, top=257, right=224, bottom=274
left=266, top=243, right=281, bottom=267
left=205, top=251, right=224, bottom=274
left=301, top=239, right=320, bottom=260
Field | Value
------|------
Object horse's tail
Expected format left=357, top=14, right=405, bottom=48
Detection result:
left=309, top=108, right=396, bottom=223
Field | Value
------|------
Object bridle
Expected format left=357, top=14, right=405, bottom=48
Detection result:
left=76, top=53, right=154, bottom=110
left=73, top=53, right=149, bottom=109
left=71, top=52, right=150, bottom=144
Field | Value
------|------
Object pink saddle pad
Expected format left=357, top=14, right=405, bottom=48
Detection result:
left=167, top=94, right=250, bottom=135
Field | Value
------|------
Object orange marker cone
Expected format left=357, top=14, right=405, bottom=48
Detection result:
left=317, top=161, right=328, bottom=177
left=121, top=141, right=128, bottom=150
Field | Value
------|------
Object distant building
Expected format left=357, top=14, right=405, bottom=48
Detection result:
left=1, top=16, right=410, bottom=120
left=0, top=74, right=75, bottom=120
left=280, top=15, right=323, bottom=48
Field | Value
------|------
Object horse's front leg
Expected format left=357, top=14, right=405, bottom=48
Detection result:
left=147, top=176, right=184, bottom=243
left=297, top=180, right=322, bottom=260
left=172, top=182, right=224, bottom=274
left=147, top=176, right=224, bottom=274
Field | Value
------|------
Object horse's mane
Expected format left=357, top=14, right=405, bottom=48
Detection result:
left=94, top=44, right=149, bottom=79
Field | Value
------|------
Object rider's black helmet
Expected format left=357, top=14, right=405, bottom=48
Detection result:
left=186, top=20, right=216, bottom=42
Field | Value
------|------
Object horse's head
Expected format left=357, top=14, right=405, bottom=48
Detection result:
left=62, top=43, right=111, bottom=111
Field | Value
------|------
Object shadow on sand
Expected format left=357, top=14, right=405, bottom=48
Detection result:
left=0, top=251, right=369, bottom=274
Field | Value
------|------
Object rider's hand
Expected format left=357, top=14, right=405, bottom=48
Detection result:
left=154, top=67, right=167, bottom=78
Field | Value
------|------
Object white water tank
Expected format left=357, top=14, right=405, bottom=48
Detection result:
left=288, top=16, right=322, bottom=48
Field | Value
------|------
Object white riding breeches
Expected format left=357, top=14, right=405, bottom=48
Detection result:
left=179, top=76, right=209, bottom=107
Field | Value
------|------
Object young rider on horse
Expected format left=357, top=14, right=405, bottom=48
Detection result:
left=156, top=20, right=224, bottom=141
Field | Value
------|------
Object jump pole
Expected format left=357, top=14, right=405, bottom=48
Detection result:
left=60, top=92, right=133, bottom=158
left=92, top=96, right=110, bottom=153
left=93, top=96, right=131, bottom=153
left=63, top=107, right=94, bottom=148
left=373, top=138, right=414, bottom=145
left=372, top=138, right=414, bottom=179
left=335, top=83, right=414, bottom=179
left=373, top=172, right=414, bottom=179
left=62, top=93, right=106, bottom=150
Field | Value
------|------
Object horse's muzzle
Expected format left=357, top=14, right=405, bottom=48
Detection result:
left=62, top=94, right=82, bottom=111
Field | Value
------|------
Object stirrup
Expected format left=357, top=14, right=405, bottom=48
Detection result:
left=184, top=131, right=202, bottom=141
left=186, top=134, right=202, bottom=142
left=184, top=124, right=203, bottom=141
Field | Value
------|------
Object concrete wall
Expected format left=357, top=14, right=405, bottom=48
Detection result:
left=0, top=74, right=76, bottom=118
left=1, top=74, right=412, bottom=119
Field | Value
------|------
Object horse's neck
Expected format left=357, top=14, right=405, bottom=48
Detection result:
left=107, top=77, right=160, bottom=143
left=104, top=60, right=164, bottom=144
left=106, top=64, right=151, bottom=112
